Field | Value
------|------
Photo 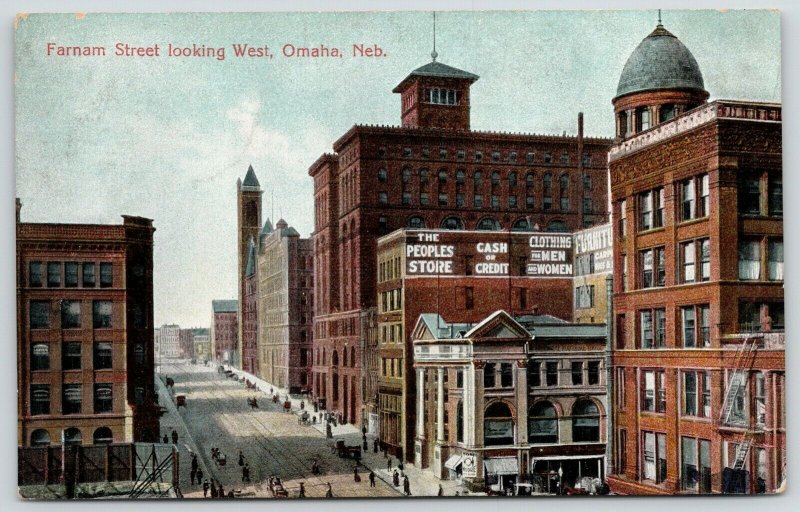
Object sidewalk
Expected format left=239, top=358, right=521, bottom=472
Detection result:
left=226, top=365, right=478, bottom=497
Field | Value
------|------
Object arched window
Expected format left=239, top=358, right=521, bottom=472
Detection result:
left=484, top=401, right=514, bottom=446
left=491, top=172, right=501, bottom=186
left=93, top=426, right=113, bottom=445
left=512, top=218, right=531, bottom=232
left=547, top=220, right=568, bottom=232
left=331, top=350, right=339, bottom=367
left=407, top=216, right=426, bottom=229
left=419, top=168, right=429, bottom=185
left=440, top=217, right=464, bottom=230
left=509, top=172, right=518, bottom=189
left=30, top=429, right=50, bottom=447
left=473, top=171, right=482, bottom=188
left=402, top=167, right=411, bottom=183
left=457, top=400, right=464, bottom=443
left=438, top=170, right=448, bottom=185
left=572, top=399, right=600, bottom=442
left=526, top=172, right=535, bottom=186
left=543, top=173, right=552, bottom=192
left=63, top=427, right=82, bottom=446
left=528, top=401, right=558, bottom=444
left=476, top=217, right=501, bottom=231
left=350, top=347, right=357, bottom=367
left=559, top=173, right=569, bottom=192
left=456, top=170, right=465, bottom=185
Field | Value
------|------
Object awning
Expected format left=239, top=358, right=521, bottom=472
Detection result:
left=531, top=454, right=604, bottom=462
left=484, top=457, right=519, bottom=476
left=444, top=454, right=463, bottom=471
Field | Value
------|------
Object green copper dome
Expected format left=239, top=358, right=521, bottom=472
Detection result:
left=615, top=24, right=706, bottom=101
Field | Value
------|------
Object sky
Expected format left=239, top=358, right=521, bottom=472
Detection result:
left=14, top=10, right=781, bottom=327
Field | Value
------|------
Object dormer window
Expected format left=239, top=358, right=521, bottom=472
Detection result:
left=427, top=88, right=458, bottom=105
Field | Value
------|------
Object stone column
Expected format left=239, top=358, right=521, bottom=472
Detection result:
left=436, top=368, right=445, bottom=442
left=515, top=359, right=529, bottom=446
left=417, top=368, right=425, bottom=435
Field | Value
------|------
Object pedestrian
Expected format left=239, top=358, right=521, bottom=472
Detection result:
left=171, top=429, right=178, bottom=444
left=238, top=450, right=244, bottom=466
left=242, top=463, right=250, bottom=483
left=218, top=482, right=225, bottom=498
left=202, top=479, right=209, bottom=497
left=210, top=480, right=217, bottom=498
left=197, top=467, right=204, bottom=484
left=162, top=434, right=169, bottom=444
left=362, top=436, right=368, bottom=451
left=392, top=470, right=400, bottom=487
left=190, top=467, right=197, bottom=485
left=438, top=484, right=443, bottom=496
left=191, top=454, right=198, bottom=471
left=398, top=460, right=404, bottom=476
left=373, top=439, right=379, bottom=454
left=369, top=470, right=376, bottom=487
left=354, top=466, right=361, bottom=483
left=325, top=482, right=333, bottom=498
left=403, top=475, right=411, bottom=496
left=298, top=482, right=306, bottom=498
left=387, top=458, right=392, bottom=472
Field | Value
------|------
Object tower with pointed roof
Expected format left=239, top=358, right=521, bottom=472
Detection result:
left=237, top=165, right=262, bottom=370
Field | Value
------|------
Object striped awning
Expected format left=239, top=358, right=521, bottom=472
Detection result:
left=484, top=457, right=519, bottom=476
left=444, top=454, right=463, bottom=470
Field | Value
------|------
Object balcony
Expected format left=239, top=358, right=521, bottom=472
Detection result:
left=719, top=326, right=784, bottom=351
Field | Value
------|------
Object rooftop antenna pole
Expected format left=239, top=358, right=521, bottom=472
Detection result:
left=658, top=9, right=662, bottom=25
left=431, top=12, right=438, bottom=61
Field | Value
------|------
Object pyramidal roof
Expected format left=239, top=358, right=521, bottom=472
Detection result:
left=393, top=60, right=479, bottom=92
left=242, top=165, right=260, bottom=188
left=260, top=218, right=273, bottom=235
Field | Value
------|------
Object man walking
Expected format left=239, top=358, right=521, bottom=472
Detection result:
left=171, top=429, right=179, bottom=444
left=403, top=475, right=411, bottom=496
left=369, top=470, right=376, bottom=487
left=190, top=466, right=197, bottom=485
left=202, top=479, right=210, bottom=497
left=197, top=467, right=204, bottom=485
left=387, top=458, right=392, bottom=472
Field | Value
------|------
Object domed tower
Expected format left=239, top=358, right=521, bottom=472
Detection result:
left=613, top=19, right=709, bottom=140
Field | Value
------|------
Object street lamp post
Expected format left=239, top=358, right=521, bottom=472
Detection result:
left=558, top=464, right=563, bottom=495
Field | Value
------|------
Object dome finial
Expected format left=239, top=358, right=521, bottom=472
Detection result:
left=431, top=11, right=438, bottom=62
left=657, top=9, right=662, bottom=26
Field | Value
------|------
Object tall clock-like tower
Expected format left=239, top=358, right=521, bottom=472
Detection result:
left=237, top=165, right=262, bottom=368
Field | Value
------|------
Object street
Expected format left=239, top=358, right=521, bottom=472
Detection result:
left=157, top=361, right=406, bottom=498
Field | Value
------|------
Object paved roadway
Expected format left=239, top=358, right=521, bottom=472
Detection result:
left=158, top=362, right=402, bottom=498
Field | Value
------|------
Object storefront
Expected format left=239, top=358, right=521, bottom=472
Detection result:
left=484, top=457, right=519, bottom=494
left=530, top=455, right=604, bottom=494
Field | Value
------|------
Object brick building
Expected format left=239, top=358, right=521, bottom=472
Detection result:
left=158, top=324, right=180, bottom=360
left=309, top=55, right=611, bottom=427
left=178, top=327, right=193, bottom=359
left=211, top=300, right=238, bottom=364
left=237, top=165, right=263, bottom=370
left=256, top=218, right=314, bottom=393
left=16, top=200, right=159, bottom=447
left=606, top=22, right=785, bottom=494
left=243, top=237, right=259, bottom=374
left=411, top=310, right=608, bottom=493
left=376, top=228, right=576, bottom=460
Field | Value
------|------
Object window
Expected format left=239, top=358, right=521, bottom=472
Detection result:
left=528, top=401, right=558, bottom=444
left=508, top=195, right=517, bottom=209
left=639, top=309, right=665, bottom=348
left=64, top=262, right=78, bottom=287
left=680, top=239, right=709, bottom=283
left=699, top=174, right=710, bottom=217
left=575, top=285, right=594, bottom=309
left=61, top=301, right=81, bottom=328
left=403, top=147, right=412, bottom=158
left=93, top=301, right=112, bottom=329
left=378, top=168, right=387, bottom=182
left=94, top=384, right=113, bottom=413
left=31, top=343, right=50, bottom=371
left=509, top=172, right=517, bottom=188
left=682, top=437, right=712, bottom=493
left=560, top=152, right=569, bottom=165
left=528, top=361, right=541, bottom=387
left=526, top=152, right=535, bottom=164
left=618, top=199, right=627, bottom=238
left=465, top=287, right=474, bottom=309
left=474, top=151, right=483, bottom=162
left=439, top=193, right=448, bottom=206
left=615, top=368, right=626, bottom=409
left=94, top=427, right=113, bottom=445
left=473, top=194, right=483, bottom=208
left=31, top=429, right=51, bottom=447
left=407, top=216, right=425, bottom=229
left=639, top=188, right=664, bottom=230
left=63, top=342, right=82, bottom=370
left=439, top=147, right=447, bottom=159
left=636, top=107, right=651, bottom=131
left=768, top=239, right=783, bottom=280
left=617, top=429, right=628, bottom=473
left=47, top=262, right=61, bottom=287
left=682, top=305, right=710, bottom=348
left=739, top=174, right=761, bottom=215
left=63, top=384, right=82, bottom=414
left=572, top=400, right=599, bottom=442
left=571, top=361, right=583, bottom=385
left=682, top=370, right=711, bottom=418
left=755, top=371, right=766, bottom=426
left=31, top=385, right=50, bottom=415
left=738, top=240, right=761, bottom=280
left=29, top=262, right=43, bottom=287
left=484, top=363, right=496, bottom=388
left=500, top=363, right=513, bottom=387
left=402, top=192, right=411, bottom=205
left=642, top=431, right=667, bottom=483
left=100, top=262, right=113, bottom=288
left=642, top=370, right=666, bottom=413
left=476, top=218, right=501, bottom=231
left=427, top=88, right=457, bottom=105
left=640, top=247, right=665, bottom=288
left=681, top=178, right=696, bottom=221
left=82, top=262, right=95, bottom=287
left=491, top=151, right=501, bottom=163
left=545, top=361, right=558, bottom=386
left=484, top=402, right=514, bottom=446
left=660, top=104, right=676, bottom=122
left=588, top=361, right=600, bottom=385
left=94, top=342, right=113, bottom=370
left=30, top=301, right=50, bottom=329
left=583, top=198, right=592, bottom=214
left=378, top=192, right=388, bottom=205
left=441, top=217, right=464, bottom=230
left=457, top=149, right=466, bottom=160
left=769, top=174, right=782, bottom=216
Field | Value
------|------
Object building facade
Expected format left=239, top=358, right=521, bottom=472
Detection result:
left=17, top=201, right=159, bottom=447
left=211, top=300, right=238, bottom=365
left=376, top=228, right=577, bottom=460
left=158, top=324, right=180, bottom=360
left=411, top=310, right=608, bottom=494
left=310, top=56, right=611, bottom=427
left=192, top=328, right=211, bottom=363
left=257, top=219, right=314, bottom=393
left=572, top=223, right=613, bottom=324
left=606, top=22, right=785, bottom=495
left=243, top=238, right=259, bottom=374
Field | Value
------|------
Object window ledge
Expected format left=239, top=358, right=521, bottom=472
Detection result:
left=637, top=227, right=666, bottom=235
left=676, top=216, right=709, bottom=227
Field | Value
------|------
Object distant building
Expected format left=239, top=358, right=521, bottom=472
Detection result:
left=572, top=223, right=613, bottom=324
left=16, top=200, right=159, bottom=446
left=411, top=310, right=608, bottom=493
left=257, top=218, right=314, bottom=393
left=211, top=300, right=238, bottom=365
left=191, top=328, right=211, bottom=362
left=158, top=324, right=180, bottom=359
left=606, top=22, right=785, bottom=495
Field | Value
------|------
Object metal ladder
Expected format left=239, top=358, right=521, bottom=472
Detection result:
left=719, top=337, right=758, bottom=426
left=732, top=431, right=754, bottom=470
